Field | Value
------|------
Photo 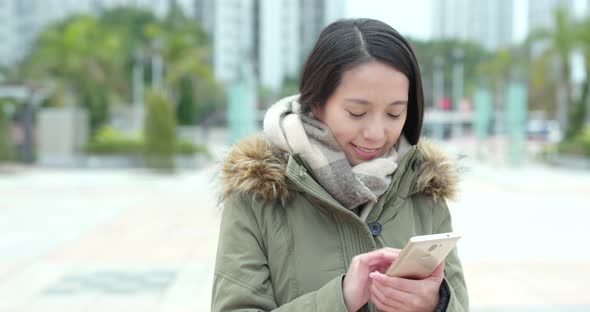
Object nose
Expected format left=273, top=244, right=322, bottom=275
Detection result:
left=362, top=118, right=386, bottom=142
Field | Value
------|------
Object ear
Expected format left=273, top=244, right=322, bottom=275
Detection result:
left=311, top=104, right=324, bottom=121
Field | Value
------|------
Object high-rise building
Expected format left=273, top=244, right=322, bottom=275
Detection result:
left=432, top=0, right=515, bottom=50
left=528, top=0, right=576, bottom=32
left=209, top=0, right=256, bottom=85
left=0, top=0, right=92, bottom=67
left=257, top=0, right=302, bottom=90
left=2, top=0, right=343, bottom=89
left=0, top=0, right=19, bottom=67
left=299, top=0, right=345, bottom=66
left=193, top=0, right=215, bottom=34
left=432, top=0, right=590, bottom=51
left=0, top=0, right=192, bottom=67
left=195, top=0, right=345, bottom=91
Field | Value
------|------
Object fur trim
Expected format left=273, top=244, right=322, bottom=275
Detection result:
left=415, top=139, right=459, bottom=201
left=220, top=136, right=291, bottom=204
left=219, top=136, right=459, bottom=203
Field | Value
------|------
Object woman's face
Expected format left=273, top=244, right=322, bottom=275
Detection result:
left=313, top=60, right=409, bottom=166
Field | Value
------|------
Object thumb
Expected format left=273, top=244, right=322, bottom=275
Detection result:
left=429, top=260, right=445, bottom=281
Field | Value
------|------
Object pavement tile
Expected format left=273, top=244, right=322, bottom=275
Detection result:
left=464, top=260, right=590, bottom=305
left=1, top=151, right=589, bottom=311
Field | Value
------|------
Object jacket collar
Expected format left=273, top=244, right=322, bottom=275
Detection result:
left=220, top=135, right=459, bottom=205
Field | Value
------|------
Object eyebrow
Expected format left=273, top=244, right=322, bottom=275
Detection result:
left=344, top=98, right=407, bottom=106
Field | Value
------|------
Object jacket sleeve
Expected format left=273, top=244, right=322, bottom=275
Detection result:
left=212, top=194, right=349, bottom=312
left=433, top=200, right=470, bottom=312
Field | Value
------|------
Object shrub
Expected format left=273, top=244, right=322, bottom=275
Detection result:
left=558, top=127, right=590, bottom=157
left=85, top=126, right=143, bottom=155
left=0, top=101, right=13, bottom=162
left=85, top=126, right=208, bottom=157
left=144, top=89, right=177, bottom=171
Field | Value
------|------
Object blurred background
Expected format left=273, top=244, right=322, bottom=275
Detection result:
left=0, top=0, right=589, bottom=311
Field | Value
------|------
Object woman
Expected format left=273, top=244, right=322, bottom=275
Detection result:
left=213, top=18, right=468, bottom=312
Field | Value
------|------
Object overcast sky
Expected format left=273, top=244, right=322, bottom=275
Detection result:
left=346, top=0, right=433, bottom=40
left=177, top=0, right=587, bottom=42
left=345, top=0, right=589, bottom=43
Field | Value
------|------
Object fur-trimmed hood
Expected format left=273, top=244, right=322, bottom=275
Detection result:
left=220, top=135, right=459, bottom=204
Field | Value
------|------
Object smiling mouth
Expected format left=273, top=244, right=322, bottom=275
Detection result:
left=351, top=144, right=381, bottom=159
left=354, top=145, right=379, bottom=152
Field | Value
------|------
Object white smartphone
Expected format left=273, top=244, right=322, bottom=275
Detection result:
left=385, top=232, right=462, bottom=279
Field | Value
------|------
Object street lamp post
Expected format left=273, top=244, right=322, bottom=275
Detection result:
left=151, top=39, right=164, bottom=89
left=133, top=48, right=145, bottom=131
left=452, top=47, right=464, bottom=138
left=432, top=55, right=444, bottom=140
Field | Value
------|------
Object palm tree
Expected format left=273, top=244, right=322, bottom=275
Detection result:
left=569, top=16, right=590, bottom=137
left=527, top=7, right=581, bottom=138
left=157, top=5, right=222, bottom=125
left=22, top=15, right=125, bottom=133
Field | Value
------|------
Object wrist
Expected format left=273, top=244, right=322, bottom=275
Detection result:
left=341, top=277, right=359, bottom=312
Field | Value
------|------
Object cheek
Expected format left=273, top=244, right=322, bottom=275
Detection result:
left=386, top=122, right=405, bottom=142
left=330, top=125, right=356, bottom=144
left=324, top=112, right=355, bottom=143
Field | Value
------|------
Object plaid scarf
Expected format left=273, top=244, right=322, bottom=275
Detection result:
left=263, top=95, right=410, bottom=210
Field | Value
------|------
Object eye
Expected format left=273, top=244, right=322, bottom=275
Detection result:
left=387, top=113, right=402, bottom=118
left=348, top=111, right=366, bottom=118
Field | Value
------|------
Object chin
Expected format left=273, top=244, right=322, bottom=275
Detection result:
left=347, top=156, right=363, bottom=166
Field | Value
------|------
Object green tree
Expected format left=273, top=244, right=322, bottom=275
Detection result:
left=143, top=4, right=224, bottom=123
left=0, top=100, right=14, bottom=162
left=476, top=46, right=531, bottom=112
left=144, top=88, right=176, bottom=171
left=409, top=38, right=490, bottom=107
left=176, top=76, right=196, bottom=125
left=22, top=14, right=125, bottom=133
left=527, top=7, right=582, bottom=138
left=97, top=7, right=158, bottom=98
left=193, top=78, right=226, bottom=124
left=568, top=16, right=590, bottom=138
left=18, top=6, right=222, bottom=136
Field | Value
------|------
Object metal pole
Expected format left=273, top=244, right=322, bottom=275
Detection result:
left=22, top=94, right=34, bottom=163
left=433, top=55, right=444, bottom=140
left=452, top=48, right=464, bottom=138
left=133, top=49, right=145, bottom=130
left=152, top=39, right=163, bottom=89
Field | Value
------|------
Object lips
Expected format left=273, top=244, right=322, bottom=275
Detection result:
left=351, top=143, right=381, bottom=160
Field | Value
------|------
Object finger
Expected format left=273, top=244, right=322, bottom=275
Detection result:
left=373, top=278, right=433, bottom=311
left=370, top=287, right=399, bottom=312
left=376, top=247, right=402, bottom=255
left=375, top=262, right=393, bottom=274
left=373, top=248, right=401, bottom=260
left=370, top=271, right=423, bottom=294
left=430, top=260, right=445, bottom=280
left=370, top=281, right=404, bottom=308
left=366, top=248, right=401, bottom=271
left=370, top=272, right=416, bottom=302
left=356, top=249, right=400, bottom=268
left=370, top=290, right=388, bottom=311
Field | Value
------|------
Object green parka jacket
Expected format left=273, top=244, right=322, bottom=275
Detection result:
left=212, top=135, right=468, bottom=312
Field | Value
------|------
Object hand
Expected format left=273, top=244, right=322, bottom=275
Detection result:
left=368, top=260, right=445, bottom=312
left=342, top=248, right=400, bottom=312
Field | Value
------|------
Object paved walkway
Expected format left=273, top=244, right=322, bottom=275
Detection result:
left=0, top=165, right=221, bottom=312
left=0, top=144, right=589, bottom=311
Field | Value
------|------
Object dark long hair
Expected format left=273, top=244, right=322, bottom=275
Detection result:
left=299, top=18, right=424, bottom=145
